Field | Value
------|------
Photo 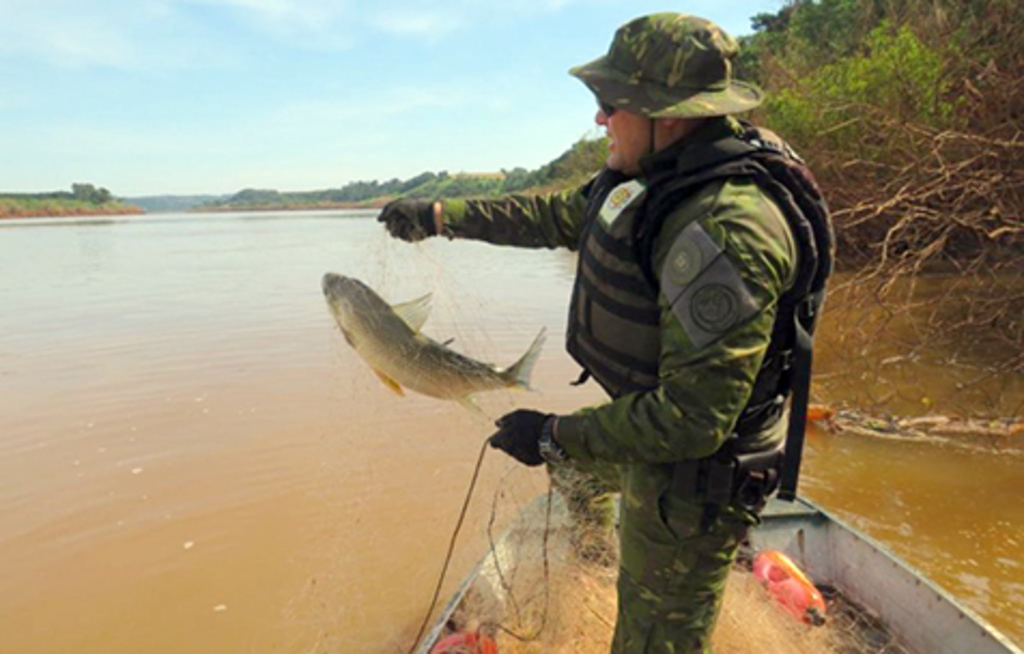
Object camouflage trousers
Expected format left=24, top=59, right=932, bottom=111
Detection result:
left=550, top=459, right=756, bottom=654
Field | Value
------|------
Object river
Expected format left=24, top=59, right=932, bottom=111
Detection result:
left=1, top=210, right=1020, bottom=652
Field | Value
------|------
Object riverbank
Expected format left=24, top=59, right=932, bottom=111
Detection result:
left=807, top=405, right=1024, bottom=453
left=193, top=199, right=386, bottom=212
left=0, top=200, right=143, bottom=218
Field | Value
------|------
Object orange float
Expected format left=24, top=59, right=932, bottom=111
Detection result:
left=806, top=404, right=834, bottom=422
left=430, top=630, right=498, bottom=654
left=752, top=550, right=827, bottom=625
left=807, top=403, right=840, bottom=433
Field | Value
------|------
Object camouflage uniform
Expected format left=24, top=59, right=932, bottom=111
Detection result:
left=436, top=14, right=801, bottom=654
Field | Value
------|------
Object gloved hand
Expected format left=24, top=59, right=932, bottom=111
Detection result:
left=488, top=409, right=553, bottom=467
left=377, top=199, right=437, bottom=242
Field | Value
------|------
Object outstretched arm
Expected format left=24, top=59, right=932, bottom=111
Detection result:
left=378, top=172, right=605, bottom=250
left=439, top=185, right=590, bottom=250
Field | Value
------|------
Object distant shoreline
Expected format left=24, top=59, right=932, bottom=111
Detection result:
left=193, top=199, right=387, bottom=213
left=0, top=204, right=144, bottom=219
left=0, top=201, right=386, bottom=218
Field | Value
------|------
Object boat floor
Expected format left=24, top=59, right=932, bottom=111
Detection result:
left=422, top=498, right=914, bottom=654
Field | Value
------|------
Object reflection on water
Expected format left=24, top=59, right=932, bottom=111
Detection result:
left=813, top=273, right=1024, bottom=419
left=0, top=210, right=1021, bottom=652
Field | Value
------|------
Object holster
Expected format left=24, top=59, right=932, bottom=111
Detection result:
left=669, top=435, right=786, bottom=516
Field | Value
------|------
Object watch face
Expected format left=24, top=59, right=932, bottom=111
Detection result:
left=539, top=435, right=566, bottom=464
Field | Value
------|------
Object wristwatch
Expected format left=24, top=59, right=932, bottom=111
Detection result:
left=538, top=417, right=568, bottom=464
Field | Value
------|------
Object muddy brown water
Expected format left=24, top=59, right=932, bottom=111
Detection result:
left=1, top=210, right=1021, bottom=652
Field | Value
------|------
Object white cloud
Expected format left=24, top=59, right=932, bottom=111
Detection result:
left=0, top=0, right=242, bottom=69
left=0, top=0, right=619, bottom=68
left=367, top=10, right=464, bottom=39
left=188, top=0, right=352, bottom=42
left=0, top=1, right=133, bottom=68
left=0, top=0, right=354, bottom=68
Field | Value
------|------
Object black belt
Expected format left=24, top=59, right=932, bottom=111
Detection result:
left=669, top=436, right=786, bottom=511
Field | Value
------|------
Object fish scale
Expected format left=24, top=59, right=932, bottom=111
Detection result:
left=322, top=273, right=545, bottom=406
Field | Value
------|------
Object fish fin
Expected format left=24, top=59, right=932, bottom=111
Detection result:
left=391, top=293, right=432, bottom=333
left=341, top=327, right=356, bottom=347
left=372, top=369, right=405, bottom=396
left=457, top=396, right=482, bottom=414
left=503, top=326, right=547, bottom=390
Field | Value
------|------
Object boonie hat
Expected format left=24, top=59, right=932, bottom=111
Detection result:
left=569, top=13, right=764, bottom=118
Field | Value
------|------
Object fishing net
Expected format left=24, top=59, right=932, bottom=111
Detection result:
left=431, top=472, right=910, bottom=654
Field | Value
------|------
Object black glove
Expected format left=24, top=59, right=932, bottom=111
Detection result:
left=377, top=199, right=437, bottom=242
left=488, top=409, right=553, bottom=467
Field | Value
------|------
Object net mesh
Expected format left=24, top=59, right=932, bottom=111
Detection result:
left=435, top=474, right=909, bottom=654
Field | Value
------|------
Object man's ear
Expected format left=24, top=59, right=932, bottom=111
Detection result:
left=654, top=117, right=690, bottom=147
left=661, top=117, right=707, bottom=142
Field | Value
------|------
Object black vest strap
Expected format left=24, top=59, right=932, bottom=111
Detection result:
left=778, top=292, right=821, bottom=500
left=570, top=369, right=591, bottom=386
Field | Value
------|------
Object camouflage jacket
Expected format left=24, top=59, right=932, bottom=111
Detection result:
left=440, top=117, right=797, bottom=464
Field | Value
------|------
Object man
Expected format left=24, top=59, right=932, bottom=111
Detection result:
left=379, top=13, right=832, bottom=653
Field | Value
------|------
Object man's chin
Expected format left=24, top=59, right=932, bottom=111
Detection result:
left=606, top=156, right=639, bottom=176
left=605, top=155, right=626, bottom=173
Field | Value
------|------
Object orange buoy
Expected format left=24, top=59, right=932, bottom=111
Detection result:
left=430, top=630, right=498, bottom=654
left=807, top=404, right=840, bottom=433
left=806, top=404, right=834, bottom=422
left=753, top=550, right=827, bottom=625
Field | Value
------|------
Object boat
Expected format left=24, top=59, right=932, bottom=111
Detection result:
left=415, top=495, right=1022, bottom=654
left=749, top=497, right=1021, bottom=654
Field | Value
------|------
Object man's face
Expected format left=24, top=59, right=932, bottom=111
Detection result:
left=596, top=104, right=650, bottom=176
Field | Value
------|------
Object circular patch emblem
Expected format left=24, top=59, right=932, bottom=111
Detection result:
left=607, top=186, right=634, bottom=210
left=668, top=237, right=703, bottom=287
left=690, top=284, right=739, bottom=333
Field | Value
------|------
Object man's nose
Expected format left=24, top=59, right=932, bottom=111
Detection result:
left=595, top=109, right=608, bottom=126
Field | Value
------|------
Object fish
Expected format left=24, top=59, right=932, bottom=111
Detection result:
left=321, top=273, right=546, bottom=405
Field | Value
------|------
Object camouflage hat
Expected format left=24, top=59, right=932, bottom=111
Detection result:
left=569, top=13, right=763, bottom=118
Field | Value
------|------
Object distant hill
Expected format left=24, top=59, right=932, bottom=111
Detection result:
left=199, top=136, right=610, bottom=212
left=125, top=194, right=230, bottom=214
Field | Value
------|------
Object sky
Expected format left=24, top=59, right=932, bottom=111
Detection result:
left=1, top=0, right=784, bottom=197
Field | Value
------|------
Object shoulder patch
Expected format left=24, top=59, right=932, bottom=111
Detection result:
left=660, top=221, right=762, bottom=350
left=599, top=179, right=646, bottom=227
left=661, top=221, right=720, bottom=289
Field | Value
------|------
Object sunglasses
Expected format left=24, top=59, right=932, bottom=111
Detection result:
left=598, top=100, right=617, bottom=117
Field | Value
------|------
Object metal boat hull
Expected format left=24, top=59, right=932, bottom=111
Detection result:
left=417, top=495, right=1022, bottom=653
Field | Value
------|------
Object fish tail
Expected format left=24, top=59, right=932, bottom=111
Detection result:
left=504, top=327, right=547, bottom=390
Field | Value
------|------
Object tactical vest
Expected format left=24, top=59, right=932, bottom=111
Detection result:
left=565, top=168, right=662, bottom=395
left=565, top=125, right=835, bottom=464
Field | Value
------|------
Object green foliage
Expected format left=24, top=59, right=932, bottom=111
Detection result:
left=0, top=183, right=132, bottom=217
left=71, top=183, right=112, bottom=204
left=786, top=0, right=863, bottom=65
left=3, top=183, right=115, bottom=205
left=744, top=0, right=1022, bottom=147
left=401, top=173, right=504, bottom=200
left=762, top=24, right=954, bottom=152
left=738, top=0, right=862, bottom=84
left=232, top=188, right=283, bottom=205
left=532, top=137, right=610, bottom=188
